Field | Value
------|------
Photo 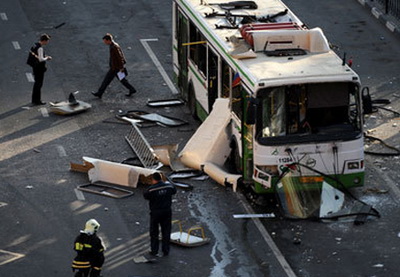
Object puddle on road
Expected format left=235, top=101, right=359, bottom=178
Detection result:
left=188, top=187, right=262, bottom=277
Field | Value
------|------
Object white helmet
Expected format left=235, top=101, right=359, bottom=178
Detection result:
left=84, top=219, right=100, bottom=235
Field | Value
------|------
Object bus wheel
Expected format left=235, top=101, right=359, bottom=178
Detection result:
left=230, top=140, right=242, bottom=174
left=188, top=86, right=198, bottom=119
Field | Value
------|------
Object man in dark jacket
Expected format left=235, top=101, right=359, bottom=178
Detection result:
left=92, top=33, right=136, bottom=98
left=143, top=172, right=177, bottom=257
left=72, top=219, right=105, bottom=277
left=29, top=34, right=52, bottom=105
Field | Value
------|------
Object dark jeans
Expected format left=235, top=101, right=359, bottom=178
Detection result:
left=150, top=210, right=172, bottom=255
left=97, top=68, right=136, bottom=95
left=32, top=67, right=46, bottom=103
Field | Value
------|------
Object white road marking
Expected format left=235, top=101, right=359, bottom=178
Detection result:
left=0, top=13, right=8, bottom=21
left=386, top=21, right=396, bottom=32
left=26, top=72, right=34, bottom=82
left=0, top=250, right=25, bottom=266
left=40, top=107, right=49, bottom=117
left=372, top=7, right=382, bottom=19
left=56, top=145, right=67, bottom=157
left=12, top=41, right=21, bottom=50
left=236, top=193, right=298, bottom=277
left=74, top=188, right=85, bottom=201
left=140, top=38, right=179, bottom=95
left=0, top=202, right=8, bottom=208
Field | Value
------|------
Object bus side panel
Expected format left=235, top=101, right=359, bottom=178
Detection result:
left=242, top=93, right=254, bottom=183
left=188, top=60, right=209, bottom=117
left=174, top=5, right=189, bottom=100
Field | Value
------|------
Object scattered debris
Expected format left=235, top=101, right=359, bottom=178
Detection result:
left=233, top=213, right=275, bottom=218
left=117, top=110, right=187, bottom=127
left=77, top=183, right=134, bottom=199
left=364, top=187, right=389, bottom=194
left=170, top=220, right=210, bottom=247
left=354, top=204, right=373, bottom=225
left=152, top=144, right=189, bottom=171
left=54, top=22, right=65, bottom=29
left=168, top=170, right=204, bottom=180
left=125, top=123, right=161, bottom=168
left=49, top=92, right=91, bottom=115
left=179, top=99, right=241, bottom=191
left=292, top=236, right=301, bottom=245
left=70, top=160, right=94, bottom=173
left=275, top=168, right=380, bottom=222
left=70, top=157, right=159, bottom=188
left=319, top=182, right=345, bottom=218
left=147, top=98, right=184, bottom=107
left=165, top=178, right=193, bottom=190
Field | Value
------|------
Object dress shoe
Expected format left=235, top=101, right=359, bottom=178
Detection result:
left=32, top=101, right=46, bottom=106
left=125, top=89, right=136, bottom=97
left=148, top=251, right=160, bottom=257
left=91, top=91, right=102, bottom=99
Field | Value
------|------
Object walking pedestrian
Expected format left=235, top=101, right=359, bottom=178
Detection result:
left=72, top=219, right=105, bottom=277
left=92, top=33, right=136, bottom=98
left=28, top=34, right=52, bottom=105
left=143, top=172, right=177, bottom=257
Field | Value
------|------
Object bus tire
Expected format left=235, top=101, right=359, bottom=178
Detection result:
left=188, top=85, right=198, bottom=120
left=230, top=139, right=242, bottom=174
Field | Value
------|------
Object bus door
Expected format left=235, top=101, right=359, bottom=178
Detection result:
left=207, top=49, right=218, bottom=112
left=177, top=11, right=189, bottom=98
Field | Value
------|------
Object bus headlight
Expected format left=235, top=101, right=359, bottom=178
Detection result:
left=347, top=161, right=360, bottom=170
left=256, top=165, right=279, bottom=175
left=253, top=165, right=278, bottom=188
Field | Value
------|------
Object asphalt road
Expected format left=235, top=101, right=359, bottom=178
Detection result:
left=0, top=0, right=400, bottom=277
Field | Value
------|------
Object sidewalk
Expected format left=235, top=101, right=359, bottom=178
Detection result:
left=356, top=0, right=400, bottom=36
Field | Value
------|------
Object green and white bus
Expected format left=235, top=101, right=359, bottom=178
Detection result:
left=172, top=0, right=364, bottom=194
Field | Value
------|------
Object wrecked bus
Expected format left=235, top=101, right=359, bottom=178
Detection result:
left=172, top=0, right=364, bottom=195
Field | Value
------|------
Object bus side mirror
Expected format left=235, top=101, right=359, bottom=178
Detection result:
left=246, top=98, right=258, bottom=125
left=362, top=87, right=373, bottom=115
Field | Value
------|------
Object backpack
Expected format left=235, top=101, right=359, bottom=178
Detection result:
left=26, top=43, right=40, bottom=67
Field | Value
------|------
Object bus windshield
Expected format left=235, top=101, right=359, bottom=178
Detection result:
left=256, top=82, right=362, bottom=144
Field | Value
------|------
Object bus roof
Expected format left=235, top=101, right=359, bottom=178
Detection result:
left=177, top=0, right=359, bottom=89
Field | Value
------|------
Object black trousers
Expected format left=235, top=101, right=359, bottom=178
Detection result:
left=32, top=67, right=46, bottom=104
left=149, top=210, right=172, bottom=255
left=97, top=68, right=136, bottom=95
left=74, top=268, right=101, bottom=277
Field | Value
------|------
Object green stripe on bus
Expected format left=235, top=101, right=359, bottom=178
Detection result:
left=189, top=64, right=206, bottom=88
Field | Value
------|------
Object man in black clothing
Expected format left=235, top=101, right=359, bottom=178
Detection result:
left=143, top=172, right=177, bottom=257
left=29, top=34, right=52, bottom=105
left=72, top=219, right=105, bottom=277
left=92, top=33, right=136, bottom=98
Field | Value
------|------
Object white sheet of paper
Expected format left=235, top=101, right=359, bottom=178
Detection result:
left=117, top=71, right=126, bottom=80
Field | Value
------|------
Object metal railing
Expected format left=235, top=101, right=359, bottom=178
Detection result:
left=125, top=123, right=159, bottom=168
left=372, top=0, right=400, bottom=19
